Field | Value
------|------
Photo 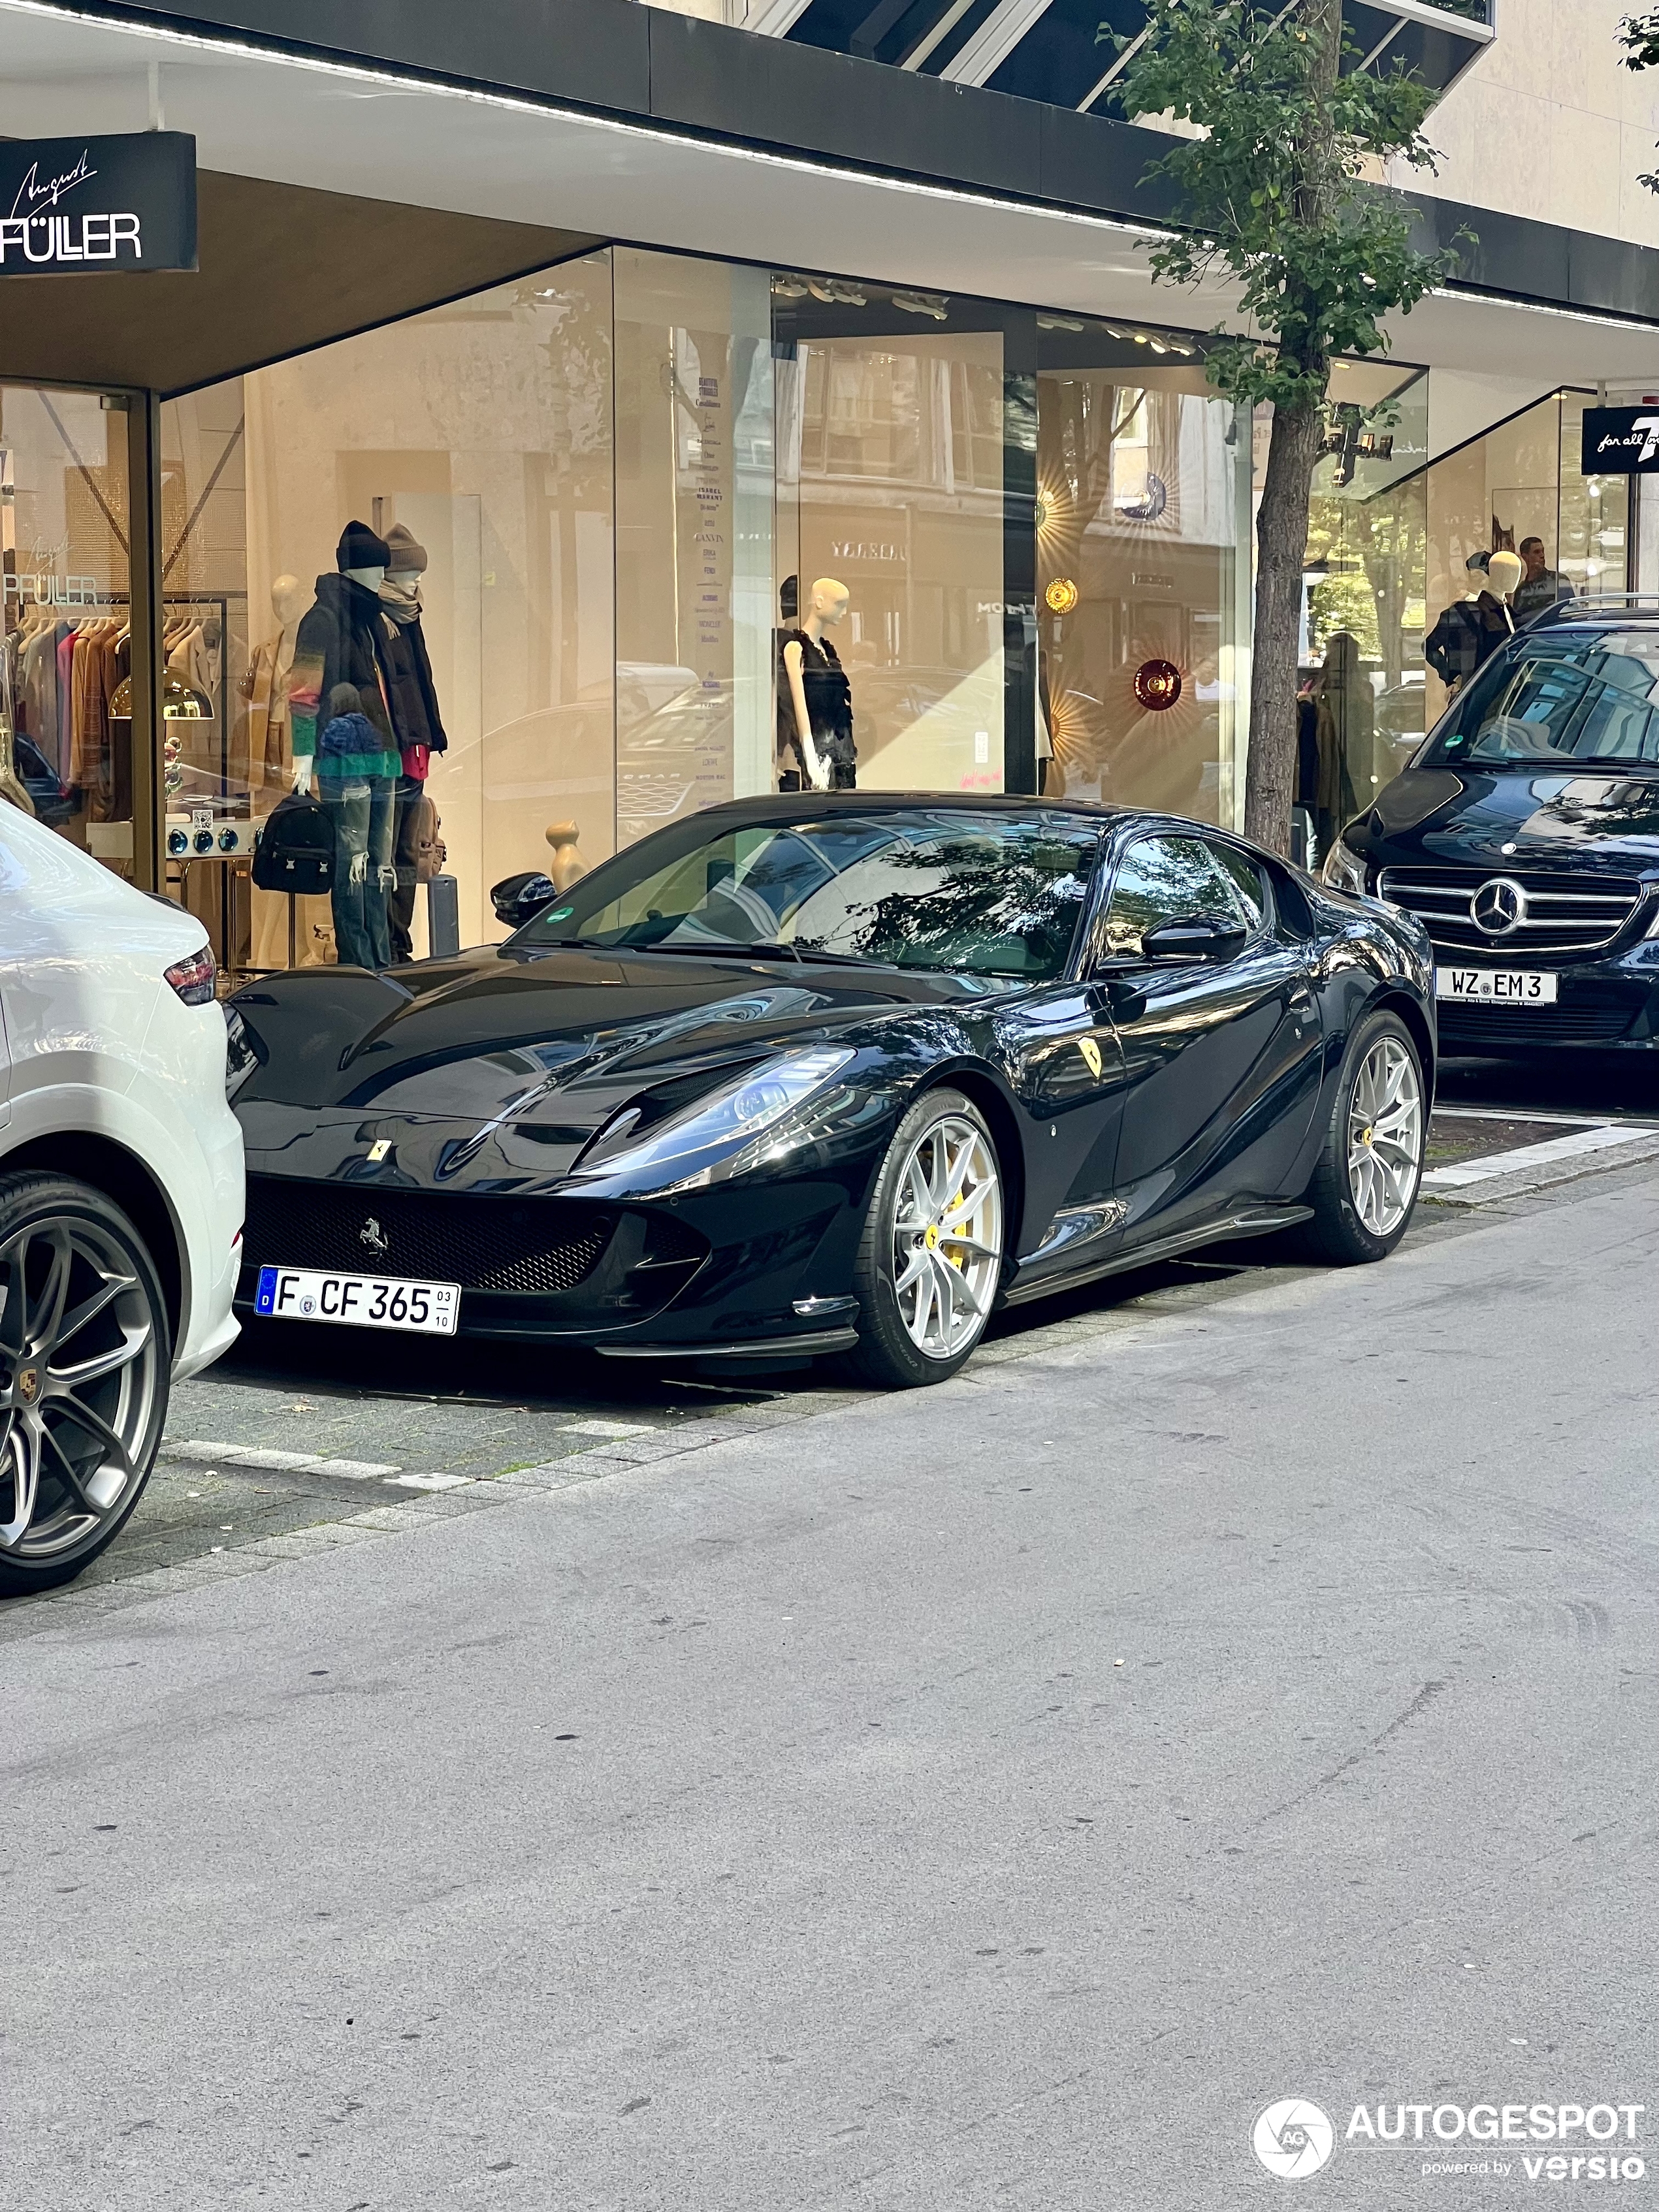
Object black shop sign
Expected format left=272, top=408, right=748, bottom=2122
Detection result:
left=1581, top=406, right=1659, bottom=475
left=0, top=132, right=196, bottom=274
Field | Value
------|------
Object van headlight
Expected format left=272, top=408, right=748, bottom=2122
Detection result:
left=1321, top=839, right=1368, bottom=897
left=571, top=1046, right=864, bottom=1196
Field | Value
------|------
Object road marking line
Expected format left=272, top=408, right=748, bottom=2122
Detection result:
left=1423, top=1122, right=1657, bottom=1189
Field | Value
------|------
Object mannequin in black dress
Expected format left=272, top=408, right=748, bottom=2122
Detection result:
left=779, top=577, right=856, bottom=790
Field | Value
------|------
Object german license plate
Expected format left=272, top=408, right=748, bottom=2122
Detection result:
left=1435, top=967, right=1558, bottom=1005
left=255, top=1266, right=460, bottom=1334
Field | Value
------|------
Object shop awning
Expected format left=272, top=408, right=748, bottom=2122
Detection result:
left=0, top=0, right=1654, bottom=411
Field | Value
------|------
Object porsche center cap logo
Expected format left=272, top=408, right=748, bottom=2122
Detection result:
left=16, top=1363, right=41, bottom=1404
left=1472, top=876, right=1526, bottom=937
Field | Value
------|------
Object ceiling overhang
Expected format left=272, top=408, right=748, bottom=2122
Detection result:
left=0, top=0, right=1653, bottom=407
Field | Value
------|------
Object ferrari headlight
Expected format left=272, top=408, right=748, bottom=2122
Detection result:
left=1321, top=839, right=1369, bottom=897
left=572, top=1046, right=860, bottom=1195
left=224, top=1004, right=261, bottom=1101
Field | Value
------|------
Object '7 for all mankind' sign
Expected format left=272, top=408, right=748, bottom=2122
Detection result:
left=0, top=132, right=197, bottom=273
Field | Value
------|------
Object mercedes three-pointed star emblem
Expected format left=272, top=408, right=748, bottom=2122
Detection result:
left=1472, top=876, right=1527, bottom=937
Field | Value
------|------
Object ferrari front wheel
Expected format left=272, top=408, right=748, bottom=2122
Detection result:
left=848, top=1088, right=1005, bottom=1388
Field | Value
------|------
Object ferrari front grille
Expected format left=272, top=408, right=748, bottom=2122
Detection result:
left=243, top=1178, right=617, bottom=1294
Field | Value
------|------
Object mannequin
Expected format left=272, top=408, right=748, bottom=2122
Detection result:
left=545, top=821, right=587, bottom=892
left=780, top=578, right=856, bottom=792
left=289, top=522, right=400, bottom=969
left=1425, top=551, right=1506, bottom=696
left=1485, top=548, right=1523, bottom=612
left=240, top=573, right=307, bottom=794
left=376, top=522, right=449, bottom=962
left=247, top=573, right=332, bottom=968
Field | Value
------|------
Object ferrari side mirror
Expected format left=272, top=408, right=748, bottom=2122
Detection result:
left=491, top=871, right=559, bottom=928
left=1140, top=912, right=1246, bottom=963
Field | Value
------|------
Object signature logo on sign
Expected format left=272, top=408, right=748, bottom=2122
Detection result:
left=1596, top=417, right=1659, bottom=466
left=8, top=150, right=97, bottom=222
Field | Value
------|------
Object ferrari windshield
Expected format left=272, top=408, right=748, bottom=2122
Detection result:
left=1425, top=632, right=1659, bottom=770
left=517, top=810, right=1100, bottom=980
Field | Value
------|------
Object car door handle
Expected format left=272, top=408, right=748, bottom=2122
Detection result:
left=1289, top=981, right=1316, bottom=1011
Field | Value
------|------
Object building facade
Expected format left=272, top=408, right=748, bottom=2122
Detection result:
left=2, top=0, right=1657, bottom=971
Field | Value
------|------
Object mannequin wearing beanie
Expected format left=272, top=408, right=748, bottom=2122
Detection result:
left=287, top=522, right=400, bottom=969
left=377, top=522, right=450, bottom=962
left=288, top=521, right=396, bottom=795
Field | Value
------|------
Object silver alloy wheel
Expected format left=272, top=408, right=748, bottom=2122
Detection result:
left=1345, top=1033, right=1424, bottom=1239
left=891, top=1112, right=1004, bottom=1360
left=0, top=1216, right=162, bottom=1565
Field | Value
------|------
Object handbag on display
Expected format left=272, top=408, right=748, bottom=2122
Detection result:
left=251, top=791, right=336, bottom=897
left=414, top=795, right=447, bottom=884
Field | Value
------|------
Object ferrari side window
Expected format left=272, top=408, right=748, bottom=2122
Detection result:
left=1209, top=843, right=1268, bottom=930
left=1103, top=836, right=1249, bottom=958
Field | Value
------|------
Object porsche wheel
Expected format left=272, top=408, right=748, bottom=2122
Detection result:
left=0, top=1175, right=170, bottom=1598
left=1297, top=1011, right=1426, bottom=1264
left=848, top=1089, right=1005, bottom=1388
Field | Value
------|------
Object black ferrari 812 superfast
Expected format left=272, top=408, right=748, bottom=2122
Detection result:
left=227, top=794, right=1435, bottom=1387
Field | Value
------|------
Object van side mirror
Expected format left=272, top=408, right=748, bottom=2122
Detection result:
left=1139, top=912, right=1246, bottom=962
left=491, top=871, right=559, bottom=928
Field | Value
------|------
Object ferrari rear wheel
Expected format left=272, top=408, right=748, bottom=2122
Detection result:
left=1297, top=1009, right=1425, bottom=1265
left=848, top=1089, right=1005, bottom=1388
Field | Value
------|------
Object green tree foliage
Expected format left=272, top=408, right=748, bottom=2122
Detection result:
left=1106, top=0, right=1460, bottom=851
left=1621, top=9, right=1659, bottom=72
left=1619, top=10, right=1659, bottom=189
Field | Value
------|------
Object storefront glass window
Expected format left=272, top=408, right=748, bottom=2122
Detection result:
left=612, top=248, right=775, bottom=845
left=772, top=278, right=1007, bottom=796
left=0, top=385, right=134, bottom=872
left=1297, top=381, right=1632, bottom=859
left=1558, top=393, right=1628, bottom=609
left=1034, top=321, right=1244, bottom=824
left=161, top=251, right=617, bottom=970
left=1301, top=370, right=1430, bottom=856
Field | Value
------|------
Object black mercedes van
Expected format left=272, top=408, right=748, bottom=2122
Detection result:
left=1323, top=600, right=1659, bottom=1055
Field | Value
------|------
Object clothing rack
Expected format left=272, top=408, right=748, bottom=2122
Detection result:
left=5, top=587, right=247, bottom=801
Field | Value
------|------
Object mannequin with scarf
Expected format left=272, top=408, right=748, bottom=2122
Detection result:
left=376, top=522, right=449, bottom=961
left=288, top=521, right=400, bottom=969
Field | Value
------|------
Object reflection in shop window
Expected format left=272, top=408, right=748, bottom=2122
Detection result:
left=0, top=387, right=135, bottom=871
left=775, top=282, right=1007, bottom=799
left=1034, top=333, right=1242, bottom=826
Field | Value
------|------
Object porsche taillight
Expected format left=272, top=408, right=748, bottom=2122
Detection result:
left=165, top=945, right=217, bottom=1006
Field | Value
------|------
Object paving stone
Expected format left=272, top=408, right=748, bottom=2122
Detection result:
left=308, top=1458, right=402, bottom=1481
left=214, top=1447, right=326, bottom=1471
left=248, top=1524, right=387, bottom=1559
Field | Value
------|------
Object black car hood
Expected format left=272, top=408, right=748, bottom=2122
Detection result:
left=1357, top=767, right=1659, bottom=874
left=231, top=944, right=997, bottom=1185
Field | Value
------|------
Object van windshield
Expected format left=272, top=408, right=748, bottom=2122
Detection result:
left=1424, top=632, right=1659, bottom=771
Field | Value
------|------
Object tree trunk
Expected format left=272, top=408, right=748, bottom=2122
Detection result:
left=1242, top=0, right=1344, bottom=857
left=1244, top=398, right=1325, bottom=854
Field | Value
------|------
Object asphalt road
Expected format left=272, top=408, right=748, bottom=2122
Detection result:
left=5, top=1147, right=1656, bottom=2209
